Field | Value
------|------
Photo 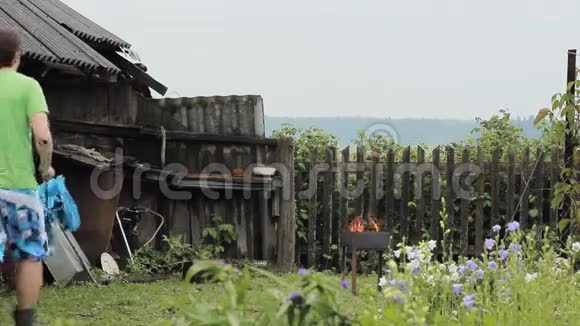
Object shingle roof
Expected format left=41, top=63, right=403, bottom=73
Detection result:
left=31, top=0, right=130, bottom=48
left=0, top=0, right=120, bottom=73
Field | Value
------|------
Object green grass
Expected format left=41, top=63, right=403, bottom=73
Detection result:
left=0, top=274, right=376, bottom=325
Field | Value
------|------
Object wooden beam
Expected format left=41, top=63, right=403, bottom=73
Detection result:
left=110, top=53, right=168, bottom=95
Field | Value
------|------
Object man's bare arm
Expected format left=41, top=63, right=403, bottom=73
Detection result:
left=30, top=112, right=54, bottom=181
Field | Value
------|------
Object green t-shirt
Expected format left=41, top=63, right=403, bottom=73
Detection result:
left=0, top=69, right=49, bottom=190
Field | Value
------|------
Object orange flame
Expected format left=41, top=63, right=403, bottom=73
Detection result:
left=348, top=215, right=381, bottom=232
left=369, top=216, right=381, bottom=232
left=349, top=216, right=365, bottom=232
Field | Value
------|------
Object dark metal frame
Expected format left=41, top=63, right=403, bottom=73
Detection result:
left=341, top=231, right=390, bottom=295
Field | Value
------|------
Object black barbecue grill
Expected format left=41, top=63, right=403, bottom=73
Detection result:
left=341, top=230, right=391, bottom=295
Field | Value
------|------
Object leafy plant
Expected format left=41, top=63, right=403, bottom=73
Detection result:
left=201, top=215, right=239, bottom=258
left=535, top=82, right=580, bottom=235
left=129, top=235, right=197, bottom=275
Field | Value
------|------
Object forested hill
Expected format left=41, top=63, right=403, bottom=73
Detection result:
left=265, top=116, right=541, bottom=146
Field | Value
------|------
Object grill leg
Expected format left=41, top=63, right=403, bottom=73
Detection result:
left=377, top=250, right=383, bottom=291
left=351, top=245, right=357, bottom=295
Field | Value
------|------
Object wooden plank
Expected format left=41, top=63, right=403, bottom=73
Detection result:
left=295, top=170, right=304, bottom=266
left=416, top=146, right=426, bottom=240
left=550, top=148, right=560, bottom=228
left=385, top=149, right=395, bottom=231
left=322, top=147, right=335, bottom=262
left=445, top=146, right=455, bottom=246
left=307, top=149, right=318, bottom=268
left=400, top=147, right=411, bottom=239
left=246, top=197, right=255, bottom=260
left=369, top=152, right=380, bottom=218
left=475, top=146, right=484, bottom=256
left=260, top=191, right=275, bottom=261
left=535, top=148, right=545, bottom=230
left=276, top=137, right=296, bottom=272
left=460, top=147, right=470, bottom=256
left=506, top=147, right=516, bottom=221
left=431, top=147, right=441, bottom=244
left=338, top=146, right=349, bottom=272
left=490, top=146, right=500, bottom=228
left=520, top=147, right=530, bottom=229
left=355, top=146, right=365, bottom=217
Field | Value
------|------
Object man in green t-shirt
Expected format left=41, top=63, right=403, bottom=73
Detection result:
left=0, top=27, right=55, bottom=326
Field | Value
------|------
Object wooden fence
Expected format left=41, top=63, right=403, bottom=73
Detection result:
left=295, top=145, right=562, bottom=268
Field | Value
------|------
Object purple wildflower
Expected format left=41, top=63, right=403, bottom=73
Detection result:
left=285, top=292, right=304, bottom=304
left=499, top=249, right=509, bottom=261
left=389, top=279, right=398, bottom=286
left=392, top=294, right=404, bottom=304
left=509, top=243, right=522, bottom=254
left=467, top=260, right=478, bottom=272
left=459, top=264, right=467, bottom=275
left=341, top=280, right=350, bottom=289
left=452, top=283, right=463, bottom=294
left=506, top=221, right=520, bottom=233
left=484, top=238, right=495, bottom=251
left=298, top=268, right=310, bottom=276
left=462, top=293, right=476, bottom=308
left=487, top=261, right=497, bottom=270
left=475, top=269, right=484, bottom=280
left=492, top=225, right=501, bottom=233
left=412, top=267, right=421, bottom=275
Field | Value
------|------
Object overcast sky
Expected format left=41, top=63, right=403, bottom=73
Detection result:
left=62, top=0, right=580, bottom=119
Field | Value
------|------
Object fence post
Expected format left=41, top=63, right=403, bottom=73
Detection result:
left=369, top=152, right=380, bottom=219
left=491, top=146, right=500, bottom=228
left=322, top=147, right=335, bottom=265
left=307, top=149, right=318, bottom=268
left=445, top=146, right=455, bottom=249
left=460, top=147, right=470, bottom=256
left=338, top=146, right=350, bottom=272
left=431, top=146, right=441, bottom=246
left=507, top=147, right=516, bottom=221
left=386, top=149, right=395, bottom=232
left=416, top=146, right=426, bottom=241
left=401, top=147, right=411, bottom=240
left=550, top=148, right=560, bottom=228
left=535, top=148, right=545, bottom=233
left=475, top=146, right=484, bottom=257
left=355, top=146, right=365, bottom=217
left=276, top=137, right=296, bottom=272
left=520, top=147, right=530, bottom=229
left=295, top=170, right=303, bottom=266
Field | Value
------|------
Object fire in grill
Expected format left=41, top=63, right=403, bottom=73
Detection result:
left=341, top=215, right=391, bottom=295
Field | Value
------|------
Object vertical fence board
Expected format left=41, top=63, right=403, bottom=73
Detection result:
left=386, top=149, right=395, bottom=231
left=401, top=147, right=411, bottom=239
left=491, top=147, right=500, bottom=228
left=445, top=146, right=455, bottom=246
left=520, top=147, right=530, bottom=229
left=550, top=149, right=560, bottom=228
left=460, top=147, right=470, bottom=256
left=322, top=147, right=335, bottom=262
left=369, top=153, right=380, bottom=219
left=416, top=146, right=426, bottom=240
left=308, top=150, right=318, bottom=268
left=475, top=146, right=484, bottom=256
left=507, top=147, right=516, bottom=221
left=356, top=146, right=365, bottom=217
left=295, top=170, right=303, bottom=265
left=338, top=147, right=350, bottom=271
left=535, top=148, right=545, bottom=231
left=431, top=147, right=441, bottom=244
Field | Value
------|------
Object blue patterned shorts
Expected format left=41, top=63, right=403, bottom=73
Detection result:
left=0, top=189, right=48, bottom=262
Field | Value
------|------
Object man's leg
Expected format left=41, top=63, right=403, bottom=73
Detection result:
left=13, top=259, right=42, bottom=325
left=15, top=259, right=42, bottom=308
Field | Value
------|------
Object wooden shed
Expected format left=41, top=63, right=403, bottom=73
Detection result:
left=1, top=0, right=296, bottom=270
